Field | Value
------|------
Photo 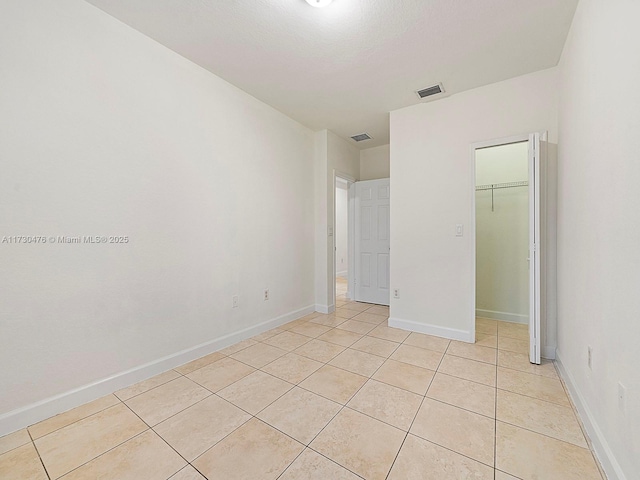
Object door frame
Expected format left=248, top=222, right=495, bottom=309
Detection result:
left=470, top=133, right=542, bottom=362
left=333, top=170, right=356, bottom=307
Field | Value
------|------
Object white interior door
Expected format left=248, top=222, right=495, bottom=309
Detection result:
left=529, top=133, right=542, bottom=364
left=355, top=179, right=390, bottom=305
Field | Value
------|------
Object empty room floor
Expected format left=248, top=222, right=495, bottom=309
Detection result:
left=0, top=306, right=604, bottom=480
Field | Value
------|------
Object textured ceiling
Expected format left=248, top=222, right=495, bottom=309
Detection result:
left=84, top=0, right=578, bottom=148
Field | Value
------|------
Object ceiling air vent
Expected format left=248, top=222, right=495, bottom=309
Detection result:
left=351, top=133, right=372, bottom=142
left=416, top=83, right=444, bottom=99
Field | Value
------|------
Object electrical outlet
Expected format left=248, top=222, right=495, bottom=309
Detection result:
left=587, top=346, right=592, bottom=369
left=264, top=288, right=269, bottom=301
left=232, top=295, right=239, bottom=308
left=618, top=382, right=627, bottom=412
left=393, top=288, right=400, bottom=299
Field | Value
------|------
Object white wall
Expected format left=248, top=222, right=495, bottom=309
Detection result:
left=475, top=142, right=529, bottom=323
left=315, top=130, right=360, bottom=312
left=390, top=68, right=558, bottom=342
left=556, top=0, right=640, bottom=478
left=0, top=0, right=316, bottom=433
left=360, top=144, right=390, bottom=180
left=335, top=182, right=349, bottom=277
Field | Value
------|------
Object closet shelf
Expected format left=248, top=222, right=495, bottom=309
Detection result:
left=475, top=180, right=528, bottom=191
left=476, top=180, right=528, bottom=212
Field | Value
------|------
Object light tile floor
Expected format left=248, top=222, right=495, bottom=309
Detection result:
left=0, top=306, right=605, bottom=480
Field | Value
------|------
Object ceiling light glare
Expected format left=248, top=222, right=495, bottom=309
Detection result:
left=305, top=0, right=333, bottom=8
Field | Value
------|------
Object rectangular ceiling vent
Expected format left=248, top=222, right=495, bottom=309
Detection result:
left=351, top=133, right=371, bottom=142
left=416, top=83, right=444, bottom=99
left=351, top=133, right=372, bottom=142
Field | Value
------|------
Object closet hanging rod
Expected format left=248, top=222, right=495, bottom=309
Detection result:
left=475, top=180, right=528, bottom=191
left=476, top=181, right=528, bottom=212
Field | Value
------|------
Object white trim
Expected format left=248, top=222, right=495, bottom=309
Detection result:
left=388, top=317, right=474, bottom=343
left=0, top=304, right=315, bottom=437
left=475, top=309, right=528, bottom=324
left=542, top=346, right=556, bottom=360
left=315, top=304, right=335, bottom=314
left=336, top=270, right=348, bottom=277
left=556, top=350, right=626, bottom=480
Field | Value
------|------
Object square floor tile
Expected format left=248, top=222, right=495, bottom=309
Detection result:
left=390, top=344, right=443, bottom=370
left=497, top=367, right=570, bottom=406
left=169, top=465, right=207, bottom=480
left=175, top=352, right=225, bottom=375
left=411, top=398, right=495, bottom=466
left=497, top=322, right=528, bottom=340
left=124, top=376, right=211, bottom=426
left=263, top=331, right=311, bottom=351
left=329, top=348, right=386, bottom=377
left=477, top=322, right=498, bottom=335
left=0, top=429, right=31, bottom=456
left=154, top=395, right=251, bottom=461
left=495, top=471, right=520, bottom=480
left=448, top=341, right=497, bottom=364
left=365, top=306, right=389, bottom=316
left=60, top=429, right=185, bottom=480
left=496, top=389, right=587, bottom=447
left=279, top=448, right=360, bottom=480
left=368, top=325, right=410, bottom=343
left=341, top=302, right=370, bottom=313
left=0, top=443, right=48, bottom=480
left=372, top=359, right=435, bottom=395
left=258, top=387, right=341, bottom=444
left=35, top=404, right=147, bottom=479
left=336, top=320, right=376, bottom=335
left=351, top=335, right=399, bottom=357
left=334, top=308, right=359, bottom=319
left=388, top=434, right=494, bottom=480
left=403, top=332, right=451, bottom=353
left=251, top=328, right=285, bottom=342
left=347, top=379, right=422, bottom=430
left=299, top=365, right=368, bottom=404
left=261, top=352, right=323, bottom=384
left=230, top=342, right=288, bottom=368
left=192, top=418, right=304, bottom=480
left=217, top=370, right=292, bottom=415
left=497, top=350, right=558, bottom=379
left=438, top=354, right=497, bottom=387
left=293, top=339, right=346, bottom=363
left=311, top=408, right=405, bottom=480
left=317, top=328, right=363, bottom=347
left=115, top=371, right=181, bottom=402
left=29, top=394, right=121, bottom=439
left=289, top=322, right=333, bottom=338
left=186, top=357, right=254, bottom=392
left=218, top=338, right=258, bottom=356
left=496, top=421, right=601, bottom=480
left=476, top=333, right=498, bottom=348
left=498, top=336, right=529, bottom=354
left=351, top=312, right=388, bottom=325
left=426, top=373, right=495, bottom=418
left=309, top=315, right=347, bottom=327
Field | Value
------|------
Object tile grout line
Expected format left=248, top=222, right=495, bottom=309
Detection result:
left=27, top=427, right=51, bottom=480
left=384, top=341, right=447, bottom=479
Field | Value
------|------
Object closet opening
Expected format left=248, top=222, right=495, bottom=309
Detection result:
left=474, top=140, right=532, bottom=359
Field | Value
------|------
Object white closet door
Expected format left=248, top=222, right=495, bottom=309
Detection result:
left=529, top=133, right=542, bottom=364
left=355, top=179, right=390, bottom=306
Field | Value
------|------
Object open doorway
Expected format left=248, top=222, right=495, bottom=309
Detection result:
left=335, top=177, right=350, bottom=303
left=473, top=135, right=542, bottom=364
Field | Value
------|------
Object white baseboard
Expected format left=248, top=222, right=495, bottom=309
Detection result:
left=555, top=350, right=626, bottom=480
left=388, top=317, right=474, bottom=343
left=476, top=309, right=528, bottom=324
left=336, top=271, right=348, bottom=278
left=0, top=304, right=315, bottom=437
left=542, top=345, right=556, bottom=360
left=315, top=304, right=335, bottom=314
